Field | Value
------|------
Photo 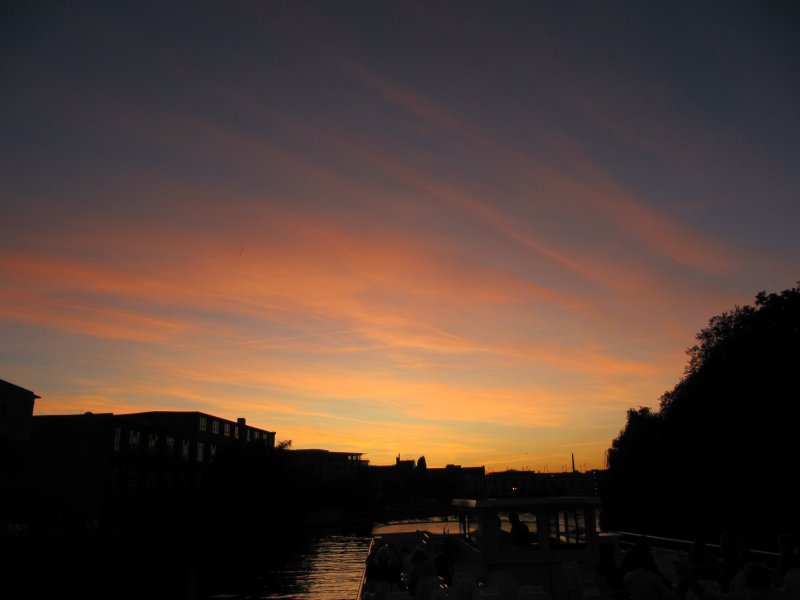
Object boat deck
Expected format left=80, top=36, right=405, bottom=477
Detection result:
left=359, top=498, right=603, bottom=600
left=359, top=497, right=600, bottom=600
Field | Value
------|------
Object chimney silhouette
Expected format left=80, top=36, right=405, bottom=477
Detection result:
left=571, top=453, right=576, bottom=473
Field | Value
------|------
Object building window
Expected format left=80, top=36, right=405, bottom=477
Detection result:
left=181, top=440, right=190, bottom=460
left=148, top=433, right=158, bottom=455
left=129, top=430, right=140, bottom=452
left=246, top=429, right=251, bottom=441
left=199, top=416, right=207, bottom=432
left=210, top=444, right=216, bottom=458
left=234, top=426, right=239, bottom=439
left=197, top=442, right=204, bottom=463
left=127, top=470, right=138, bottom=490
left=147, top=472, right=158, bottom=491
left=113, top=427, right=121, bottom=452
left=223, top=423, right=230, bottom=437
left=212, top=420, right=219, bottom=434
left=165, top=436, right=175, bottom=457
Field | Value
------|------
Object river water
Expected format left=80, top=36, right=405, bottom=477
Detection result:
left=252, top=518, right=457, bottom=599
left=3, top=531, right=373, bottom=600
left=257, top=534, right=372, bottom=600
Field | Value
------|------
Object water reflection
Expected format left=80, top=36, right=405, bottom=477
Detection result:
left=257, top=535, right=371, bottom=600
left=6, top=531, right=370, bottom=599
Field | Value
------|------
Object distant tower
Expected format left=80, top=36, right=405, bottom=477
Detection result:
left=571, top=453, right=576, bottom=473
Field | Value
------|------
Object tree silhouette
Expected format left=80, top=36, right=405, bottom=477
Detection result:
left=604, top=284, right=800, bottom=548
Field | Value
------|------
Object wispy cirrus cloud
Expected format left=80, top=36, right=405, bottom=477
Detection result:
left=336, top=59, right=738, bottom=275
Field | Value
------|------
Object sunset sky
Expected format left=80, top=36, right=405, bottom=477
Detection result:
left=2, top=2, right=798, bottom=471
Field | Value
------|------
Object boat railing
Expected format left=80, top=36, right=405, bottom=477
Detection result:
left=356, top=536, right=378, bottom=600
left=616, top=531, right=780, bottom=567
left=614, top=531, right=779, bottom=581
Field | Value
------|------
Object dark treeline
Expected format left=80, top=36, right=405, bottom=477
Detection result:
left=603, top=284, right=800, bottom=550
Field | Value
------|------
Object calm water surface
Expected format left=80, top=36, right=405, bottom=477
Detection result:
left=258, top=534, right=371, bottom=600
left=208, top=518, right=456, bottom=599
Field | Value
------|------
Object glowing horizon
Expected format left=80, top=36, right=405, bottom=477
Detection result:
left=3, top=3, right=798, bottom=470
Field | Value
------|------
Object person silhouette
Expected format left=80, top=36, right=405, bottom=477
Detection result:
left=376, top=541, right=403, bottom=588
left=596, top=541, right=627, bottom=599
left=773, top=535, right=799, bottom=588
left=407, top=546, right=438, bottom=596
left=720, top=532, right=742, bottom=592
left=623, top=544, right=677, bottom=600
left=509, top=511, right=530, bottom=545
left=685, top=562, right=791, bottom=600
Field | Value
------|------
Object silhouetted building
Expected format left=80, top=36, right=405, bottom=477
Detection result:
left=0, top=380, right=41, bottom=522
left=288, top=448, right=369, bottom=483
left=425, top=464, right=486, bottom=500
left=0, top=378, right=39, bottom=443
left=0, top=379, right=38, bottom=417
left=2, top=379, right=496, bottom=525
left=0, top=380, right=276, bottom=526
left=368, top=457, right=485, bottom=505
left=486, top=469, right=602, bottom=498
